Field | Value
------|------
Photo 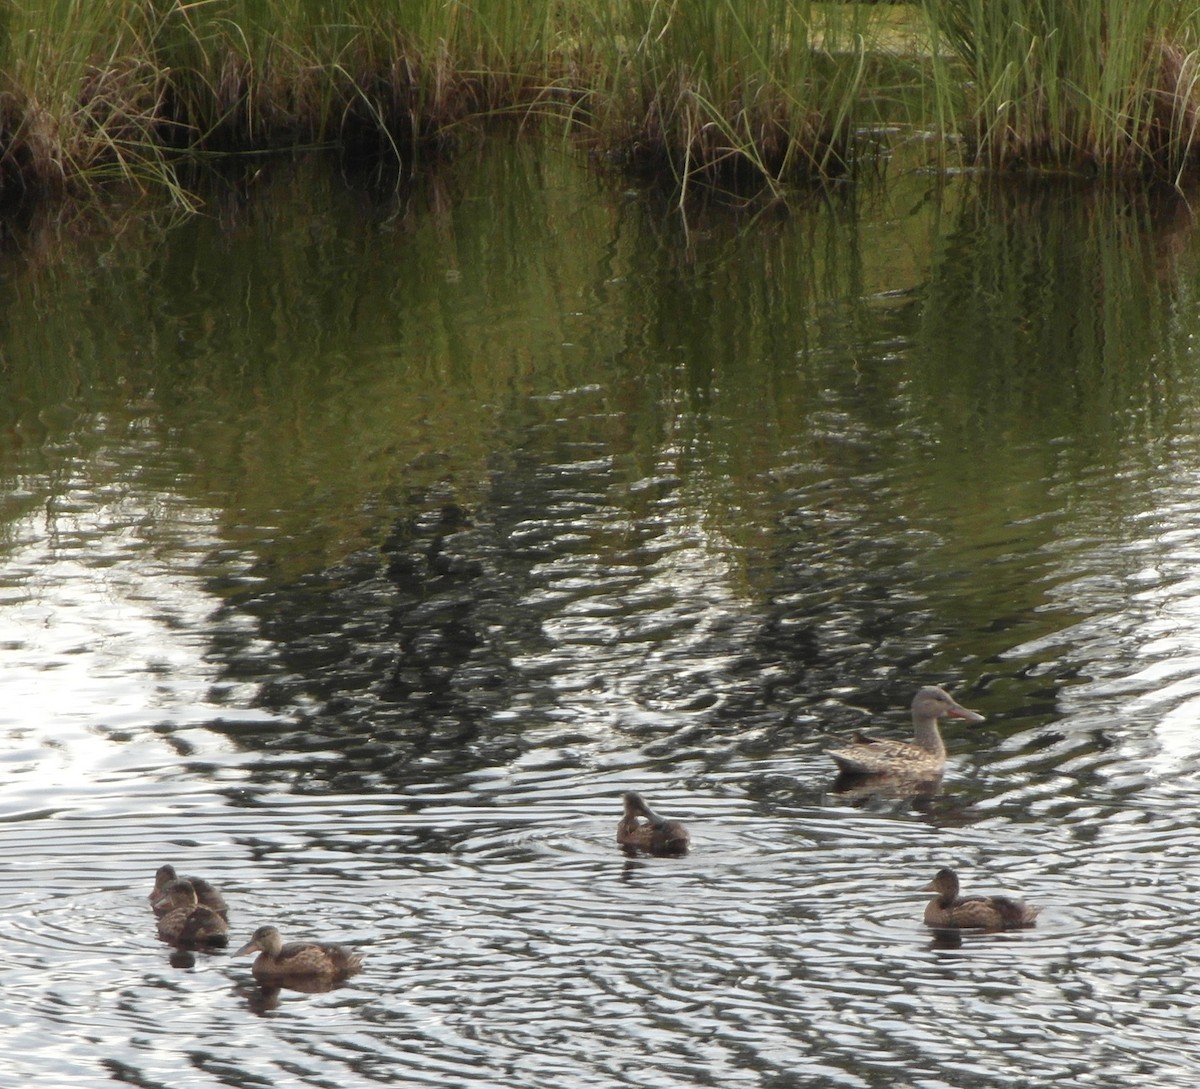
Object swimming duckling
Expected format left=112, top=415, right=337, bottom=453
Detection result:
left=922, top=867, right=1040, bottom=930
left=236, top=925, right=364, bottom=983
left=617, top=791, right=690, bottom=856
left=828, top=686, right=984, bottom=777
left=149, top=864, right=228, bottom=920
left=156, top=879, right=230, bottom=948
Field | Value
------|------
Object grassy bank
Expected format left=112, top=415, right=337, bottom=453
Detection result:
left=0, top=0, right=565, bottom=209
left=1, top=0, right=1199, bottom=211
left=921, top=0, right=1200, bottom=181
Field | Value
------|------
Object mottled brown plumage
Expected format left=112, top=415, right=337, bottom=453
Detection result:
left=149, top=864, right=228, bottom=920
left=236, top=925, right=364, bottom=983
left=828, top=686, right=984, bottom=777
left=616, top=791, right=690, bottom=856
left=156, top=879, right=230, bottom=948
left=922, top=867, right=1040, bottom=930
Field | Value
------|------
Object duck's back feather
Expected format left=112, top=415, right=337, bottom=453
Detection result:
left=828, top=738, right=939, bottom=776
left=924, top=894, right=1040, bottom=930
left=158, top=905, right=229, bottom=948
left=254, top=941, right=363, bottom=981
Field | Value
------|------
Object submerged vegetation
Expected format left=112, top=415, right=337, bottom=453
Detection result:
left=1, top=0, right=1200, bottom=210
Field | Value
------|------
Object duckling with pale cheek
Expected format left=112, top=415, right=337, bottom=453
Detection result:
left=149, top=864, right=228, bottom=920
left=922, top=868, right=1040, bottom=930
left=236, top=925, right=364, bottom=983
left=156, top=879, right=230, bottom=948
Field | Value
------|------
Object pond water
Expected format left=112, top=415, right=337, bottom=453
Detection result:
left=5, top=141, right=1200, bottom=1087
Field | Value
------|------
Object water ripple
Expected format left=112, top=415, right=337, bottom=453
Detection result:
left=9, top=166, right=1200, bottom=1088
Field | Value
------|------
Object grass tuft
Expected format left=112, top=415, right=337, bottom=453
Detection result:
left=581, top=0, right=885, bottom=196
left=921, top=0, right=1200, bottom=179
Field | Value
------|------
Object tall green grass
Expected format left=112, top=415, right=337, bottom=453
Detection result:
left=0, top=1, right=173, bottom=204
left=921, top=0, right=1200, bottom=179
left=0, top=0, right=569, bottom=208
left=3, top=0, right=1200, bottom=212
left=144, top=0, right=564, bottom=152
left=582, top=0, right=885, bottom=196
left=0, top=0, right=909, bottom=209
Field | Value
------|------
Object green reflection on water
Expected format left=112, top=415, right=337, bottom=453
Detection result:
left=0, top=143, right=1197, bottom=650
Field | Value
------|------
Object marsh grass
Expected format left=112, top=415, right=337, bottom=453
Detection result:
left=3, top=0, right=1200, bottom=211
left=582, top=0, right=891, bottom=196
left=150, top=0, right=563, bottom=152
left=921, top=0, right=1200, bottom=179
left=0, top=0, right=917, bottom=208
left=0, top=1, right=171, bottom=204
left=0, top=0, right=570, bottom=208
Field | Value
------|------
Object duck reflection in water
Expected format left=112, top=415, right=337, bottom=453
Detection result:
left=236, top=925, right=364, bottom=989
left=241, top=977, right=346, bottom=1013
left=923, top=867, right=1041, bottom=932
left=616, top=791, right=690, bottom=857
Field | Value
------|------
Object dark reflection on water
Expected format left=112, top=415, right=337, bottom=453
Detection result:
left=4, top=147, right=1200, bottom=1086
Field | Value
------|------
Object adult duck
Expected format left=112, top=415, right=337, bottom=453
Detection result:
left=827, top=686, right=984, bottom=777
left=156, top=879, right=230, bottom=948
left=922, top=867, right=1040, bottom=930
left=617, top=791, right=690, bottom=856
left=236, top=925, right=364, bottom=983
left=149, top=864, right=229, bottom=920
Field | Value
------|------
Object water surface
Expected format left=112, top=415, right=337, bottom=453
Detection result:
left=4, top=148, right=1200, bottom=1087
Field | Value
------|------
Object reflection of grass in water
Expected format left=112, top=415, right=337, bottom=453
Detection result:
left=4, top=1, right=1200, bottom=208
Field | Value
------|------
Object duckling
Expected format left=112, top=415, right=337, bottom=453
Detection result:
left=617, top=791, right=690, bottom=856
left=236, top=925, right=364, bottom=983
left=922, top=867, right=1040, bottom=930
left=828, top=686, right=984, bottom=777
left=149, top=864, right=228, bottom=920
left=156, top=879, right=230, bottom=948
